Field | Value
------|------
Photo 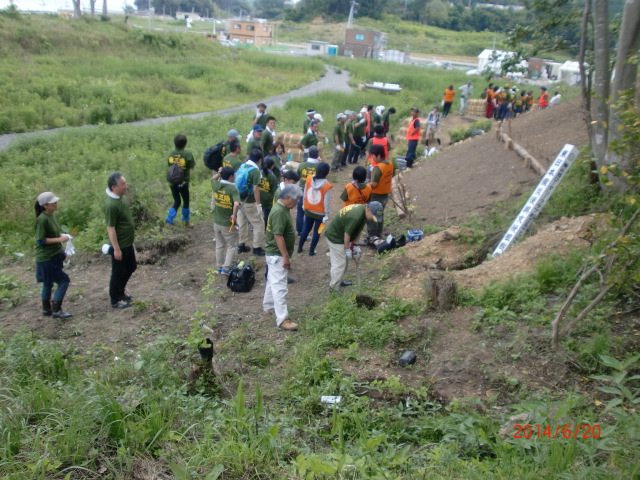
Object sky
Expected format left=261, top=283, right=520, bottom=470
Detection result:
left=0, top=0, right=131, bottom=12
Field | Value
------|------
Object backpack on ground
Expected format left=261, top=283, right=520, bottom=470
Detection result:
left=167, top=163, right=185, bottom=184
left=235, top=163, right=258, bottom=199
left=227, top=263, right=256, bottom=292
left=203, top=141, right=226, bottom=171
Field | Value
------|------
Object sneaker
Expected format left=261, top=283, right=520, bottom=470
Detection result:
left=287, top=277, right=296, bottom=284
left=112, top=300, right=132, bottom=309
left=121, top=293, right=133, bottom=301
left=184, top=221, right=194, bottom=228
left=309, top=251, right=317, bottom=256
left=253, top=247, right=266, bottom=257
left=278, top=318, right=298, bottom=331
left=340, top=281, right=353, bottom=287
left=237, top=244, right=250, bottom=254
left=218, top=268, right=230, bottom=275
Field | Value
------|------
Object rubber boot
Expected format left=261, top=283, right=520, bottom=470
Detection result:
left=42, top=299, right=52, bottom=316
left=52, top=300, right=73, bottom=319
left=181, top=208, right=193, bottom=228
left=165, top=207, right=177, bottom=226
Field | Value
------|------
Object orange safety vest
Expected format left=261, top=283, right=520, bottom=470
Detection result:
left=443, top=88, right=455, bottom=103
left=343, top=182, right=372, bottom=207
left=371, top=161, right=393, bottom=195
left=303, top=175, right=333, bottom=215
left=368, top=136, right=389, bottom=167
left=538, top=91, right=549, bottom=107
left=406, top=117, right=421, bottom=141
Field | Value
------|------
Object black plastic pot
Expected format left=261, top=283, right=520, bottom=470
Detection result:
left=198, top=338, right=214, bottom=362
left=399, top=350, right=416, bottom=367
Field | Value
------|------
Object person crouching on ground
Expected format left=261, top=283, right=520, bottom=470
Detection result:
left=211, top=166, right=240, bottom=275
left=263, top=184, right=303, bottom=331
left=165, top=134, right=196, bottom=228
left=340, top=166, right=371, bottom=208
left=34, top=192, right=73, bottom=319
left=325, top=202, right=383, bottom=291
left=298, top=162, right=332, bottom=256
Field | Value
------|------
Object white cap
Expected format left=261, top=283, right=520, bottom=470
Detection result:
left=37, top=192, right=59, bottom=206
left=313, top=113, right=324, bottom=122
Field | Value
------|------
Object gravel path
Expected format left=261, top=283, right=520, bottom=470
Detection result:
left=0, top=65, right=351, bottom=150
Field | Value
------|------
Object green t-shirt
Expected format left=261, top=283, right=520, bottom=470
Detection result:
left=35, top=213, right=63, bottom=263
left=297, top=160, right=318, bottom=188
left=255, top=113, right=268, bottom=128
left=105, top=195, right=135, bottom=249
left=267, top=154, right=282, bottom=181
left=345, top=120, right=354, bottom=142
left=258, top=171, right=278, bottom=209
left=167, top=148, right=195, bottom=183
left=325, top=204, right=367, bottom=245
left=262, top=129, right=274, bottom=156
left=211, top=179, right=240, bottom=227
left=247, top=136, right=262, bottom=154
left=373, top=113, right=382, bottom=125
left=382, top=111, right=390, bottom=125
left=222, top=153, right=242, bottom=172
left=353, top=117, right=366, bottom=137
left=303, top=117, right=312, bottom=134
left=333, top=122, right=345, bottom=145
left=244, top=166, right=262, bottom=204
left=300, top=133, right=319, bottom=150
left=265, top=201, right=295, bottom=257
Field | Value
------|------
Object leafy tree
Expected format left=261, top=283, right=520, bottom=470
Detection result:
left=255, top=0, right=285, bottom=19
left=424, top=0, right=449, bottom=26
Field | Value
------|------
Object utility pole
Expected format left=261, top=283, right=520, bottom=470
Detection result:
left=347, top=0, right=358, bottom=29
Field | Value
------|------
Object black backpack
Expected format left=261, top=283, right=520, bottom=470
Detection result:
left=167, top=163, right=185, bottom=184
left=227, top=263, right=256, bottom=292
left=203, top=141, right=226, bottom=171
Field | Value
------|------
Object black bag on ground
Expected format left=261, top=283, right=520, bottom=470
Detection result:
left=203, top=141, right=226, bottom=171
left=227, top=263, right=256, bottom=292
left=167, top=163, right=185, bottom=184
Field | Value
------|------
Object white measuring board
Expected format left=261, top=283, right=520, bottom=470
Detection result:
left=493, top=143, right=580, bottom=256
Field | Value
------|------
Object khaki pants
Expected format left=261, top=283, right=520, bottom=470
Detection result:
left=238, top=202, right=265, bottom=249
left=327, top=240, right=348, bottom=289
left=214, top=223, right=238, bottom=270
left=263, top=255, right=289, bottom=326
left=331, top=147, right=343, bottom=168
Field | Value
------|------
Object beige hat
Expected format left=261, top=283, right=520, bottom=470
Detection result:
left=37, top=192, right=59, bottom=206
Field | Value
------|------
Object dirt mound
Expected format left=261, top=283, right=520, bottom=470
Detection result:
left=387, top=214, right=605, bottom=301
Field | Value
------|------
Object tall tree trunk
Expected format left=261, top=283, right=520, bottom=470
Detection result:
left=102, top=0, right=108, bottom=17
left=603, top=0, right=640, bottom=192
left=72, top=0, right=82, bottom=16
left=591, top=0, right=610, bottom=173
left=90, top=0, right=96, bottom=15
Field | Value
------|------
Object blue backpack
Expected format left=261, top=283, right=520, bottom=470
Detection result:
left=235, top=163, right=259, bottom=199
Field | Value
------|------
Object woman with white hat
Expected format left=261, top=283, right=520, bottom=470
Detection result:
left=34, top=192, right=73, bottom=319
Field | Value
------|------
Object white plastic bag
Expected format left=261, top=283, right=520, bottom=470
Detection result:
left=64, top=235, right=75, bottom=256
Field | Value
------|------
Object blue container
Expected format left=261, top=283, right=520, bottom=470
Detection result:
left=407, top=229, right=423, bottom=242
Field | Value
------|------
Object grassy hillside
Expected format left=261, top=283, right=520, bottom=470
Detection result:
left=0, top=9, right=324, bottom=134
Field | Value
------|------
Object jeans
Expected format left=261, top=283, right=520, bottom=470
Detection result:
left=296, top=196, right=305, bottom=235
left=406, top=140, right=418, bottom=168
left=298, top=215, right=322, bottom=254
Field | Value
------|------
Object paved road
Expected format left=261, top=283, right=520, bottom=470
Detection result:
left=0, top=65, right=351, bottom=150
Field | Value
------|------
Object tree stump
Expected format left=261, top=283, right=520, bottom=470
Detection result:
left=426, top=271, right=457, bottom=311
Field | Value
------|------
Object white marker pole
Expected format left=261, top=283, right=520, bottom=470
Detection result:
left=493, top=144, right=580, bottom=256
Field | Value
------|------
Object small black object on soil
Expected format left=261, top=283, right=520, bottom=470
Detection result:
left=355, top=294, right=378, bottom=309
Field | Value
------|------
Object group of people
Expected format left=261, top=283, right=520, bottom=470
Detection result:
left=483, top=83, right=560, bottom=120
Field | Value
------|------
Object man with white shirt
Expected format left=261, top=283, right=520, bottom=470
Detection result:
left=458, top=81, right=473, bottom=116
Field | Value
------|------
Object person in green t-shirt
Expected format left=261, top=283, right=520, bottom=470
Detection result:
left=247, top=124, right=263, bottom=154
left=297, top=121, right=320, bottom=159
left=331, top=113, right=347, bottom=171
left=266, top=141, right=285, bottom=182
left=165, top=134, right=196, bottom=228
left=303, top=109, right=315, bottom=134
left=262, top=116, right=276, bottom=156
left=34, top=191, right=73, bottom=319
left=222, top=139, right=243, bottom=172
left=105, top=172, right=137, bottom=309
left=382, top=107, right=395, bottom=136
left=252, top=102, right=268, bottom=129
left=211, top=167, right=241, bottom=274
left=325, top=202, right=383, bottom=290
left=263, top=183, right=303, bottom=331
left=259, top=157, right=278, bottom=225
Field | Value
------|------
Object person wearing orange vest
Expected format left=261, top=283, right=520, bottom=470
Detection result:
left=538, top=86, right=549, bottom=109
left=298, top=162, right=333, bottom=256
left=367, top=125, right=389, bottom=181
left=442, top=84, right=455, bottom=117
left=340, top=166, right=372, bottom=208
left=405, top=107, right=421, bottom=168
left=486, top=86, right=497, bottom=119
left=367, top=144, right=395, bottom=237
